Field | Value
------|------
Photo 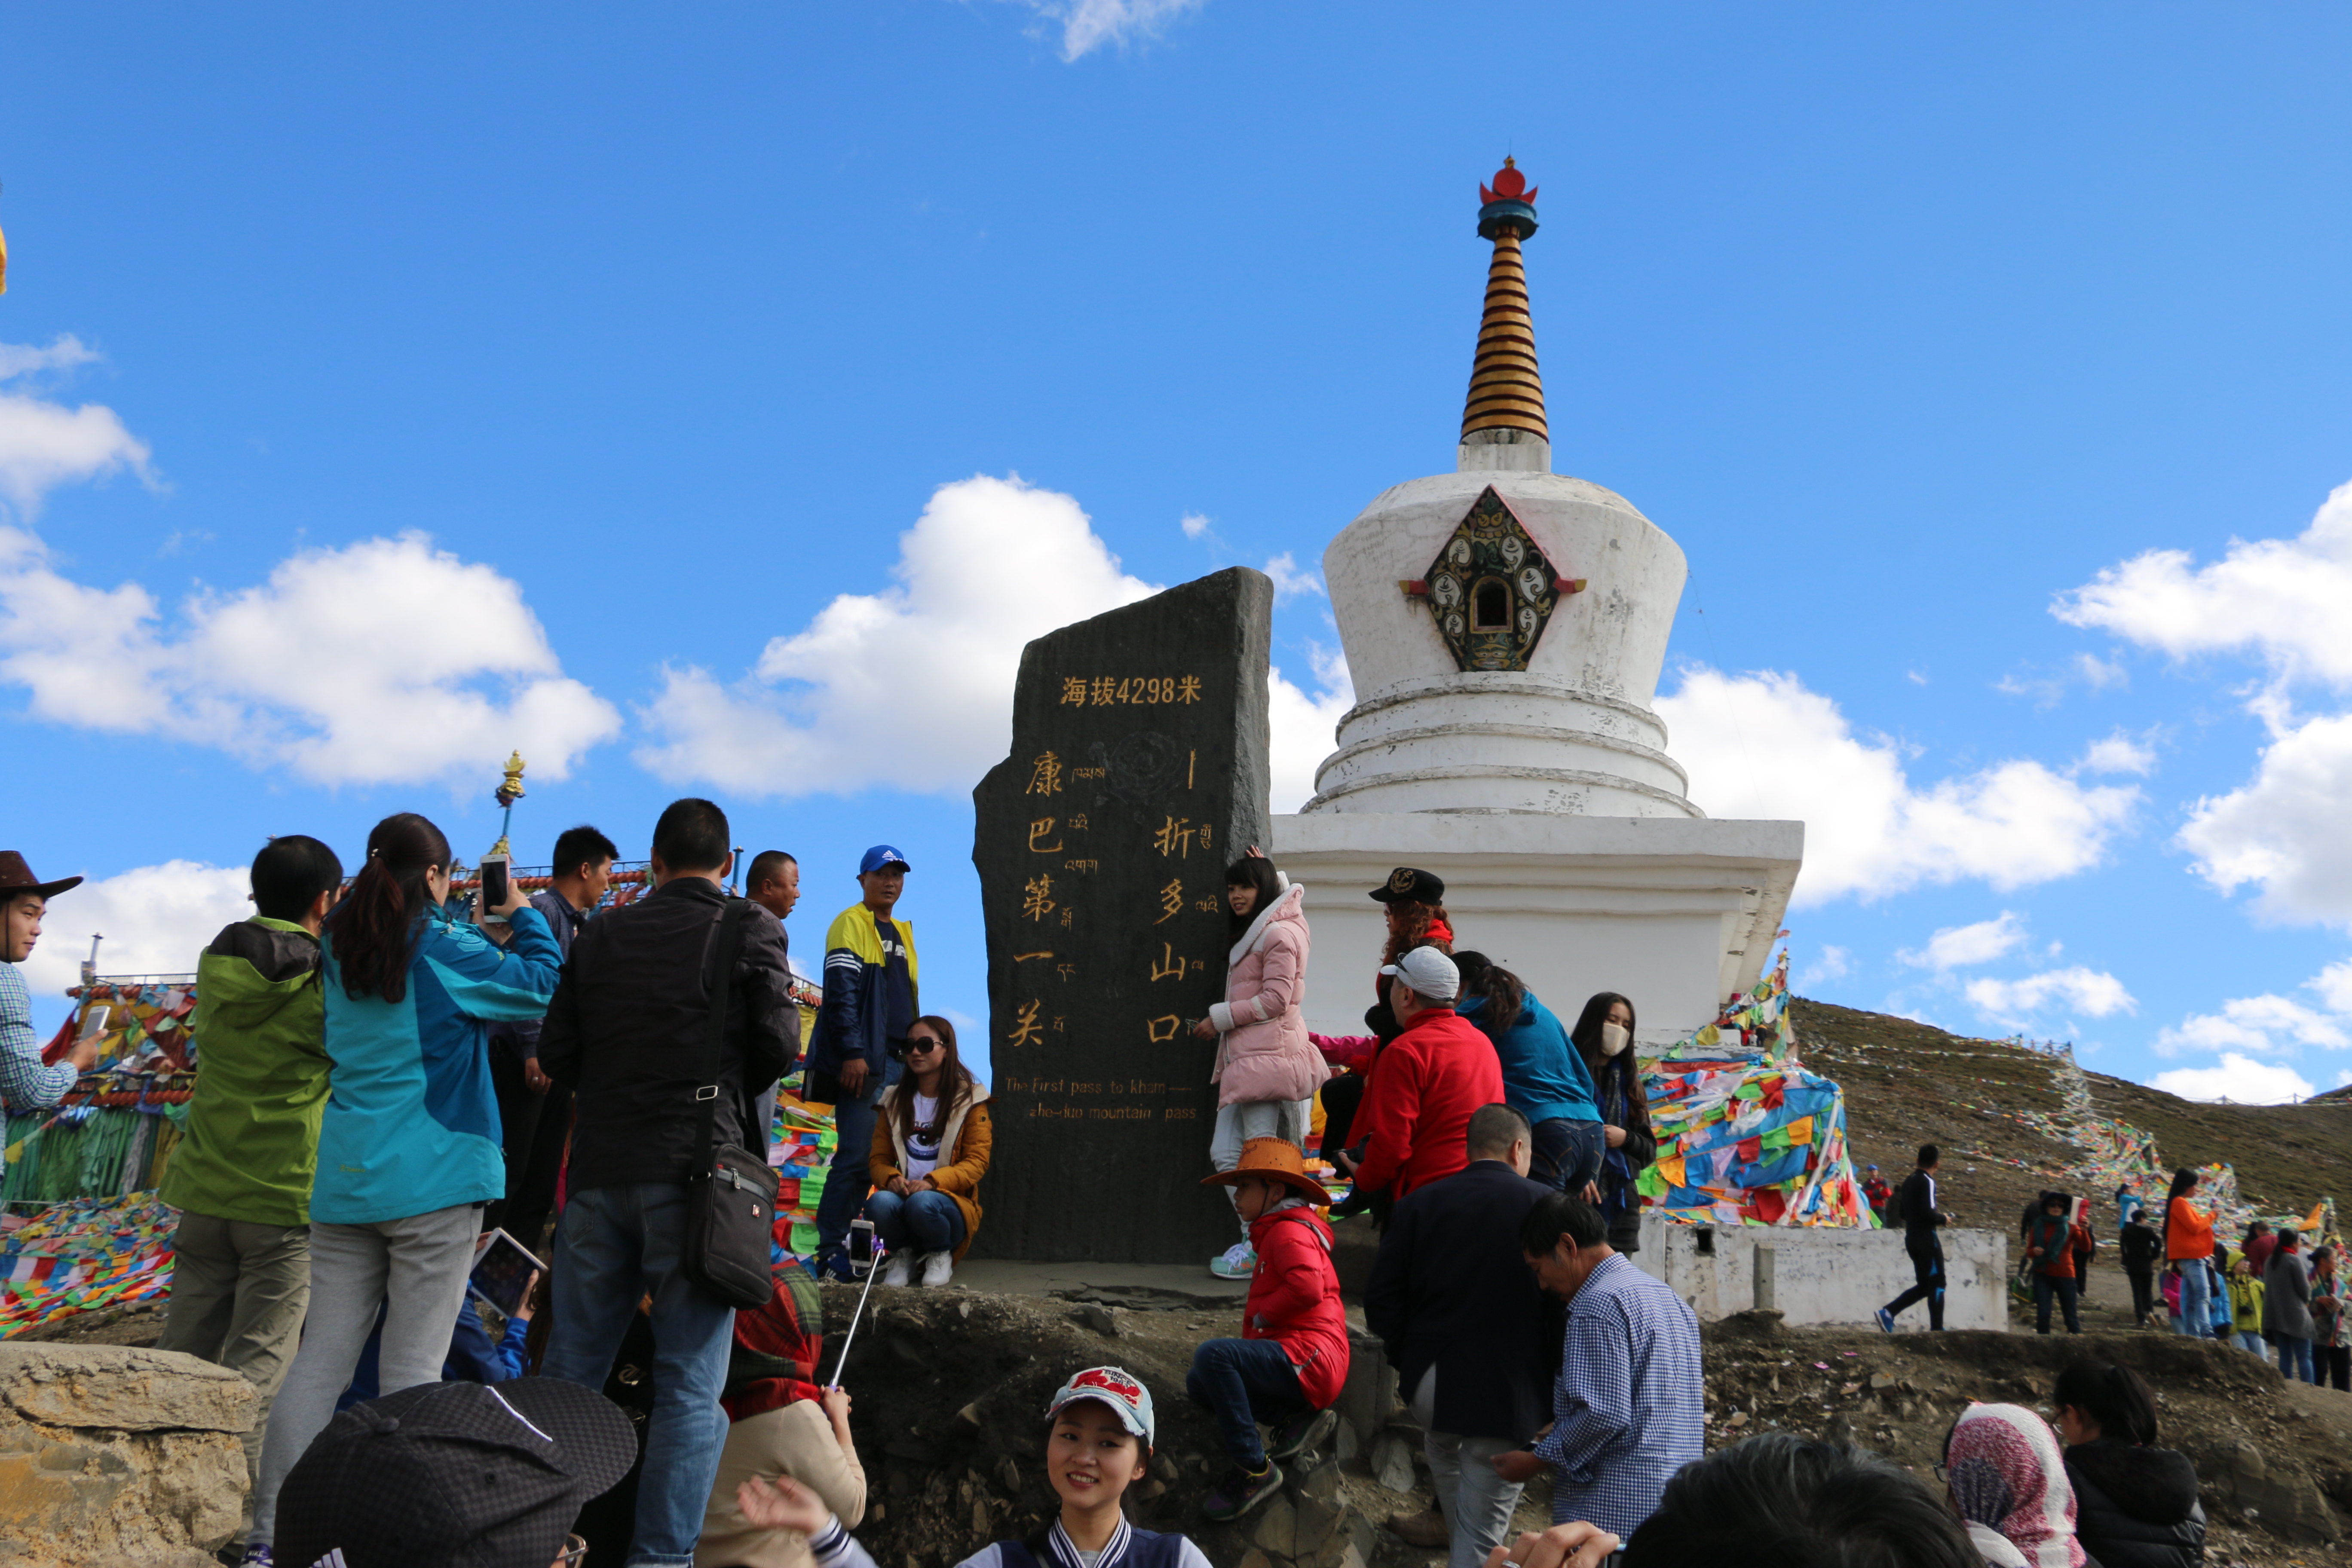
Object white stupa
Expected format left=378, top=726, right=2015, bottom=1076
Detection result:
left=1271, top=158, right=1802, bottom=1044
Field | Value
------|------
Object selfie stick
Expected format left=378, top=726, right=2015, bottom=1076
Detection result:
left=827, top=1244, right=887, bottom=1389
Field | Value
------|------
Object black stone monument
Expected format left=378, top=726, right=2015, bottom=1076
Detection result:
left=970, top=567, right=1274, bottom=1264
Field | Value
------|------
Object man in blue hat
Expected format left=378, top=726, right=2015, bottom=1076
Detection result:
left=808, top=845, right=919, bottom=1281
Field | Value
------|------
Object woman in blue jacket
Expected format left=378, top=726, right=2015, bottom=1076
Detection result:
left=246, top=813, right=560, bottom=1563
left=1453, top=952, right=1605, bottom=1192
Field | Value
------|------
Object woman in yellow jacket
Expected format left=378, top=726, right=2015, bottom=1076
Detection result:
left=865, top=1014, right=992, bottom=1288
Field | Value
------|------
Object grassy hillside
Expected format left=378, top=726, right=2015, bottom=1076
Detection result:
left=1790, top=997, right=2352, bottom=1233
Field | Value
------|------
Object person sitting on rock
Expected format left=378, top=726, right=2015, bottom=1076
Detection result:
left=2052, top=1360, right=2205, bottom=1568
left=1186, top=1137, right=1350, bottom=1521
left=732, top=1366, right=1214, bottom=1568
left=864, top=1014, right=992, bottom=1288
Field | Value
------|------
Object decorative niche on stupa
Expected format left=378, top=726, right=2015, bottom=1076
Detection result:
left=1401, top=485, right=1586, bottom=672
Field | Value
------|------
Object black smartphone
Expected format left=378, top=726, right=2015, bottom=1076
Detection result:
left=848, top=1216, right=877, bottom=1278
left=480, top=854, right=511, bottom=923
left=468, top=1227, right=545, bottom=1317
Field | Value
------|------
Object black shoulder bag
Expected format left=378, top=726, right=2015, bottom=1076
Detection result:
left=683, top=897, right=784, bottom=1309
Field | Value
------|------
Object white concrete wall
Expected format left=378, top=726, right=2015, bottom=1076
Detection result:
left=1629, top=1215, right=2010, bottom=1332
left=1269, top=810, right=1801, bottom=1041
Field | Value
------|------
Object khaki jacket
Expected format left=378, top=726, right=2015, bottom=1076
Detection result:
left=696, top=1400, right=866, bottom=1568
left=868, top=1079, right=993, bottom=1261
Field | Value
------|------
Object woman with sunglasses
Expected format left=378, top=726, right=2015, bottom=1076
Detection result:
left=864, top=1014, right=992, bottom=1287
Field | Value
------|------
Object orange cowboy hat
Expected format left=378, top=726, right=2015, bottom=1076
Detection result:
left=1200, top=1137, right=1329, bottom=1204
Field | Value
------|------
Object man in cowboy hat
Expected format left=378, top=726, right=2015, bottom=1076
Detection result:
left=0, top=852, right=98, bottom=1116
left=1186, top=1138, right=1349, bottom=1522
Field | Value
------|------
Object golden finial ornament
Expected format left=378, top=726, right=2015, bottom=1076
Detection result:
left=491, top=751, right=527, bottom=857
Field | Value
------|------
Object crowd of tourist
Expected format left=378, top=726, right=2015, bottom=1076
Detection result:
left=0, top=831, right=2313, bottom=1568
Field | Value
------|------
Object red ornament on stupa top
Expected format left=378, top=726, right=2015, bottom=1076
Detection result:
left=1479, top=156, right=1537, bottom=207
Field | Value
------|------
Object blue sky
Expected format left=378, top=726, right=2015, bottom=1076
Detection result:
left=4, top=3, right=2351, bottom=1099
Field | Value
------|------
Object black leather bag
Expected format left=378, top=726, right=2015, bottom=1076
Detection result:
left=682, top=898, right=783, bottom=1310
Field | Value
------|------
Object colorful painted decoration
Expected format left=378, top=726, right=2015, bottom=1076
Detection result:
left=1402, top=486, right=1583, bottom=671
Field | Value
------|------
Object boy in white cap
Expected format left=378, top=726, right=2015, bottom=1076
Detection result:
left=739, top=1366, right=1212, bottom=1568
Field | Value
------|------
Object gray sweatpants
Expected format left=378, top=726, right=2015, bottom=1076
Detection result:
left=156, top=1213, right=312, bottom=1519
left=1412, top=1367, right=1527, bottom=1568
left=248, top=1204, right=481, bottom=1544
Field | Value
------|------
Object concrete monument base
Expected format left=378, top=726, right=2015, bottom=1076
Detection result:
left=1629, top=1213, right=2010, bottom=1331
left=1268, top=809, right=1801, bottom=1043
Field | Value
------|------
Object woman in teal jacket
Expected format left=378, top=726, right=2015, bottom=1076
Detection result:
left=1453, top=952, right=1606, bottom=1193
left=247, top=812, right=561, bottom=1561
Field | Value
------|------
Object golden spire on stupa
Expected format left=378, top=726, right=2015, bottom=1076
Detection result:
left=1459, top=157, right=1547, bottom=445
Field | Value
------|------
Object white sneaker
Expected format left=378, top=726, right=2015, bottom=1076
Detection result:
left=881, top=1252, right=913, bottom=1287
left=1210, top=1242, right=1257, bottom=1279
left=921, top=1251, right=955, bottom=1288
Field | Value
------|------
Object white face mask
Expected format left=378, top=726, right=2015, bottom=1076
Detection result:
left=1600, top=1021, right=1630, bottom=1057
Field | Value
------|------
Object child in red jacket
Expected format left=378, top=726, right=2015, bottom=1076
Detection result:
left=1187, top=1138, right=1351, bottom=1522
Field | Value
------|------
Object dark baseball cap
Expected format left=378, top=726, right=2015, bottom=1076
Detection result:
left=1369, top=867, right=1444, bottom=905
left=276, top=1378, right=636, bottom=1568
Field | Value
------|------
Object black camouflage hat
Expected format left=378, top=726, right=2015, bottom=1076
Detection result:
left=276, top=1377, right=636, bottom=1568
left=1369, top=867, right=1444, bottom=905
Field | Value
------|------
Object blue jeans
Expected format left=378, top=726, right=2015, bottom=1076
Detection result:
left=1186, top=1336, right=1309, bottom=1471
left=2237, top=1330, right=2268, bottom=1357
left=2173, top=1261, right=2211, bottom=1335
left=2278, top=1335, right=2315, bottom=1384
left=815, top=1072, right=889, bottom=1256
left=1529, top=1118, right=1606, bottom=1193
left=865, top=1187, right=967, bottom=1256
left=543, top=1184, right=739, bottom=1568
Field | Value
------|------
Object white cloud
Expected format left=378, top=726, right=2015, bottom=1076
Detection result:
left=1963, top=967, right=2137, bottom=1026
left=2148, top=1053, right=2318, bottom=1105
left=1271, top=644, right=1351, bottom=813
left=1657, top=666, right=2140, bottom=905
left=2076, top=652, right=2128, bottom=692
left=1015, top=0, right=1208, bottom=60
left=1180, top=512, right=1213, bottom=541
left=17, top=860, right=252, bottom=1000
left=1806, top=944, right=1854, bottom=985
left=0, top=336, right=156, bottom=515
left=2057, top=479, right=2352, bottom=689
left=636, top=474, right=1158, bottom=798
left=2175, top=708, right=2352, bottom=926
left=1900, top=911, right=2027, bottom=971
left=2078, top=730, right=2156, bottom=776
left=0, top=527, right=619, bottom=785
left=2151, top=991, right=2351, bottom=1057
left=2313, top=959, right=2352, bottom=1016
left=1262, top=551, right=1324, bottom=604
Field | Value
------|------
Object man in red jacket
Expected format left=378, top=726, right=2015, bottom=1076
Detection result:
left=1188, top=1138, right=1350, bottom=1523
left=1348, top=948, right=1504, bottom=1209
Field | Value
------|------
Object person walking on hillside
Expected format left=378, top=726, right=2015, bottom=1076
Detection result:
left=1862, top=1165, right=1893, bottom=1221
left=2025, top=1192, right=2088, bottom=1335
left=1344, top=949, right=1503, bottom=1218
left=156, top=835, right=343, bottom=1534
left=2120, top=1204, right=2162, bottom=1329
left=1491, top=1191, right=1702, bottom=1541
left=1365, top=1105, right=1558, bottom=1568
left=247, top=812, right=564, bottom=1565
left=539, top=797, right=800, bottom=1567
left=2161, top=1168, right=2214, bottom=1338
left=808, top=846, right=918, bottom=1283
left=2311, top=1247, right=2348, bottom=1391
left=1192, top=852, right=1323, bottom=1278
left=1568, top=992, right=1654, bottom=1256
left=0, top=853, right=100, bottom=1116
left=486, top=822, right=617, bottom=1255
left=1455, top=955, right=1605, bottom=1194
left=1876, top=1145, right=1951, bottom=1333
left=2262, top=1227, right=2317, bottom=1384
left=866, top=1014, right=992, bottom=1288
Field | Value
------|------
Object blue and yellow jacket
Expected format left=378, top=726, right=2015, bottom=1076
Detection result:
left=807, top=902, right=917, bottom=1078
left=315, top=904, right=561, bottom=1225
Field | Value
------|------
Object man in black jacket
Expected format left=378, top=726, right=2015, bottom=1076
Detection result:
left=1365, top=1104, right=1557, bottom=1568
left=1876, top=1144, right=1950, bottom=1333
left=538, top=797, right=798, bottom=1568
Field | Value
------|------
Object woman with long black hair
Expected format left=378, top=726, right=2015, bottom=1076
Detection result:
left=246, top=812, right=563, bottom=1562
left=867, top=1013, right=993, bottom=1288
left=1569, top=992, right=1654, bottom=1256
left=1453, top=952, right=1605, bottom=1192
left=2161, top=1167, right=2213, bottom=1338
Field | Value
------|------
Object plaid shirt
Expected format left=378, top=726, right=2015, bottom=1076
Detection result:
left=1533, top=1252, right=1704, bottom=1538
left=0, top=962, right=74, bottom=1115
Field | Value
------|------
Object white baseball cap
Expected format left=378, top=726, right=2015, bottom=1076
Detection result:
left=1380, top=946, right=1460, bottom=1003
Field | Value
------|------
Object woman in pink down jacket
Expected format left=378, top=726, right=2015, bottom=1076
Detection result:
left=1191, top=852, right=1324, bottom=1280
